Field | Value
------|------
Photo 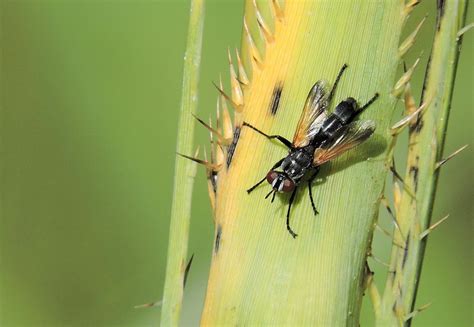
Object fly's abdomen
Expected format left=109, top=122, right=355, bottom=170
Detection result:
left=319, top=99, right=358, bottom=140
left=320, top=115, right=343, bottom=139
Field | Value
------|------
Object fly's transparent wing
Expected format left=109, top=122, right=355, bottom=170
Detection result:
left=292, top=81, right=329, bottom=147
left=313, top=120, right=376, bottom=165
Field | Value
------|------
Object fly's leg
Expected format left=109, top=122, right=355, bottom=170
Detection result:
left=286, top=187, right=299, bottom=238
left=246, top=176, right=266, bottom=194
left=328, top=63, right=348, bottom=103
left=247, top=158, right=285, bottom=193
left=308, top=167, right=320, bottom=215
left=358, top=93, right=380, bottom=112
left=242, top=122, right=293, bottom=149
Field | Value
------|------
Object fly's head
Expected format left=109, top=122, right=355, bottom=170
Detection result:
left=266, top=170, right=295, bottom=193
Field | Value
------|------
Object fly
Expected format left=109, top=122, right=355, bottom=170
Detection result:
left=243, top=64, right=379, bottom=238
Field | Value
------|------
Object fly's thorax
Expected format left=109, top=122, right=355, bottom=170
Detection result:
left=281, top=149, right=313, bottom=181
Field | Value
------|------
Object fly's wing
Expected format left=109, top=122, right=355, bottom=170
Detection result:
left=313, top=120, right=376, bottom=165
left=292, top=81, right=329, bottom=147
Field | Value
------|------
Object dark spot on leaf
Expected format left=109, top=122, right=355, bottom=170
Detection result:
left=402, top=231, right=410, bottom=269
left=392, top=301, right=398, bottom=313
left=418, top=54, right=432, bottom=107
left=410, top=56, right=429, bottom=135
left=183, top=254, right=194, bottom=288
left=415, top=117, right=424, bottom=133
left=409, top=165, right=419, bottom=192
left=215, top=224, right=222, bottom=254
left=227, top=127, right=241, bottom=168
left=209, top=171, right=218, bottom=193
left=409, top=115, right=424, bottom=134
left=436, top=0, right=446, bottom=30
left=269, top=82, right=283, bottom=115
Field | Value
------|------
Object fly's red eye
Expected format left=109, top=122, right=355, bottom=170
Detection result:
left=282, top=178, right=295, bottom=193
left=266, top=171, right=278, bottom=184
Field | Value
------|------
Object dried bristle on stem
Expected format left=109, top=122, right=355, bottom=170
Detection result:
left=392, top=57, right=421, bottom=97
left=220, top=98, right=234, bottom=143
left=235, top=48, right=250, bottom=85
left=404, top=303, right=432, bottom=323
left=227, top=49, right=245, bottom=108
left=243, top=16, right=264, bottom=68
left=271, top=0, right=284, bottom=22
left=456, top=22, right=474, bottom=40
left=399, top=16, right=427, bottom=57
left=253, top=0, right=275, bottom=43
left=391, top=96, right=433, bottom=134
left=192, top=113, right=227, bottom=145
left=215, top=144, right=225, bottom=170
left=177, top=152, right=222, bottom=171
left=213, top=81, right=243, bottom=113
left=402, top=0, right=421, bottom=17
left=435, top=144, right=468, bottom=169
left=419, top=214, right=449, bottom=239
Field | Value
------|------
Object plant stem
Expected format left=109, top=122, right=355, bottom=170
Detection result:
left=200, top=1, right=405, bottom=325
left=160, top=0, right=205, bottom=325
left=378, top=1, right=468, bottom=325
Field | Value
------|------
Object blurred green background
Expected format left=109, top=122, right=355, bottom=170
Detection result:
left=0, top=1, right=471, bottom=326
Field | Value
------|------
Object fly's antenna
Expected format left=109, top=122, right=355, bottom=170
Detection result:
left=359, top=93, right=380, bottom=112
left=265, top=189, right=274, bottom=200
left=271, top=190, right=277, bottom=203
left=328, top=63, right=348, bottom=103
